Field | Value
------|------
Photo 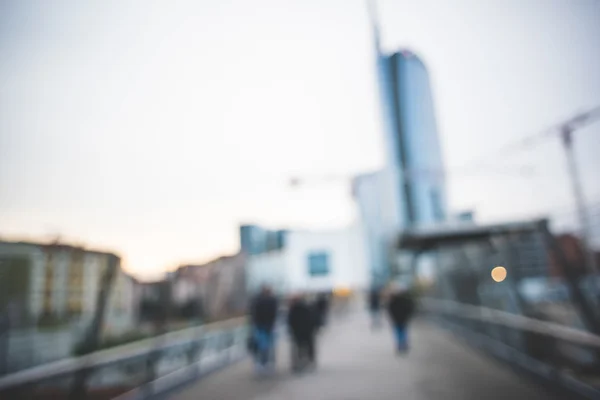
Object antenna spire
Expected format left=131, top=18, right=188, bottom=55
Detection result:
left=367, top=0, right=382, bottom=53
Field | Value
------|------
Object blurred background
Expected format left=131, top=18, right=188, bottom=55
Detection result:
left=0, top=0, right=599, bottom=399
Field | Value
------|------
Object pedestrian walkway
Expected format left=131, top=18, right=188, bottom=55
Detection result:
left=171, top=313, right=562, bottom=400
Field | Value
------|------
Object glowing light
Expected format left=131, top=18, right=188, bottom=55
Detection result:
left=491, top=266, right=507, bottom=282
left=333, top=287, right=352, bottom=297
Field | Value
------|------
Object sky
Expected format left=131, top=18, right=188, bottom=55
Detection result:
left=1, top=0, right=599, bottom=280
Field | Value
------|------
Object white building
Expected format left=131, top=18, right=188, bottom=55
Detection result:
left=104, top=269, right=138, bottom=336
left=246, top=224, right=369, bottom=296
left=352, top=170, right=403, bottom=288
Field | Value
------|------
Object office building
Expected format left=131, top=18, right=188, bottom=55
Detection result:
left=353, top=6, right=447, bottom=287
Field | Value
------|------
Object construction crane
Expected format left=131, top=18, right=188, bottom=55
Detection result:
left=555, top=107, right=600, bottom=274
left=288, top=165, right=536, bottom=189
left=289, top=174, right=352, bottom=188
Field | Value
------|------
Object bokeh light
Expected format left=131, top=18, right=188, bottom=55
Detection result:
left=491, top=266, right=507, bottom=282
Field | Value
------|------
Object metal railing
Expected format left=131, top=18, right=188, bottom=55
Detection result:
left=421, top=298, right=600, bottom=399
left=0, top=317, right=248, bottom=400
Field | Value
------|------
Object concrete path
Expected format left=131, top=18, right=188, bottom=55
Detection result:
left=171, top=313, right=564, bottom=400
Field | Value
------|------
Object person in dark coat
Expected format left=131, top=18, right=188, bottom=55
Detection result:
left=368, top=287, right=382, bottom=329
left=250, top=285, right=278, bottom=371
left=313, top=292, right=330, bottom=330
left=386, top=284, right=415, bottom=354
left=287, top=293, right=317, bottom=371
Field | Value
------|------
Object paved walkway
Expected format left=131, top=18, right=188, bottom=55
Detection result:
left=171, top=313, right=563, bottom=400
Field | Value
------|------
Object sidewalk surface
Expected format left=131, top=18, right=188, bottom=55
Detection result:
left=171, top=312, right=563, bottom=400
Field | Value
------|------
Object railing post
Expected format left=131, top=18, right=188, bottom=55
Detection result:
left=501, top=234, right=530, bottom=350
left=142, top=346, right=160, bottom=398
left=217, top=332, right=227, bottom=364
left=69, top=366, right=93, bottom=400
left=187, top=330, right=204, bottom=378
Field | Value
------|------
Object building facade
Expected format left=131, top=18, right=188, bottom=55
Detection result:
left=203, top=253, right=247, bottom=319
left=0, top=241, right=136, bottom=335
left=171, top=252, right=247, bottom=321
left=386, top=51, right=447, bottom=225
left=0, top=240, right=138, bottom=373
left=240, top=225, right=287, bottom=255
left=246, top=223, right=369, bottom=295
left=353, top=9, right=447, bottom=288
left=352, top=170, right=401, bottom=287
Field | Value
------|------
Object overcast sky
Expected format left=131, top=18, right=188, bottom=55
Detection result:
left=1, top=0, right=599, bottom=279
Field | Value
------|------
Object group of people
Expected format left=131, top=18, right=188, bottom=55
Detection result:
left=248, top=282, right=415, bottom=376
left=249, top=286, right=330, bottom=375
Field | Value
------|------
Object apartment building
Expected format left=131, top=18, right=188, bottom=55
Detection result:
left=0, top=240, right=136, bottom=335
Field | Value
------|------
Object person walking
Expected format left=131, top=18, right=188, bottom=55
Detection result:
left=313, top=292, right=330, bottom=331
left=386, top=283, right=415, bottom=354
left=250, top=285, right=278, bottom=373
left=368, top=287, right=382, bottom=330
left=287, top=293, right=318, bottom=372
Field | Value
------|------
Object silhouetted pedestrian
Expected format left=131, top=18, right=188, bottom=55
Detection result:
left=287, top=293, right=317, bottom=372
left=313, top=292, right=330, bottom=330
left=250, top=285, right=278, bottom=373
left=368, top=287, right=382, bottom=329
left=386, top=284, right=414, bottom=354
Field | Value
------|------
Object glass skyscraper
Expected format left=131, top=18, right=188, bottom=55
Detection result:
left=353, top=4, right=447, bottom=287
left=374, top=37, right=447, bottom=228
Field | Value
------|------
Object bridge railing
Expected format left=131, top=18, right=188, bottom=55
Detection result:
left=421, top=298, right=600, bottom=399
left=0, top=317, right=248, bottom=400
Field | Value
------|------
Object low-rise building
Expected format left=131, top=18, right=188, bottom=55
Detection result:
left=0, top=240, right=138, bottom=373
left=203, top=253, right=247, bottom=318
left=171, top=252, right=247, bottom=321
left=245, top=223, right=369, bottom=296
left=240, top=225, right=287, bottom=255
left=0, top=240, right=136, bottom=335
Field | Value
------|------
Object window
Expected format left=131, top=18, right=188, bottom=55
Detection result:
left=308, top=252, right=330, bottom=276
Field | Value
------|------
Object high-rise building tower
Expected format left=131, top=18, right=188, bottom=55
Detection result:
left=353, top=1, right=447, bottom=286
left=370, top=1, right=447, bottom=227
